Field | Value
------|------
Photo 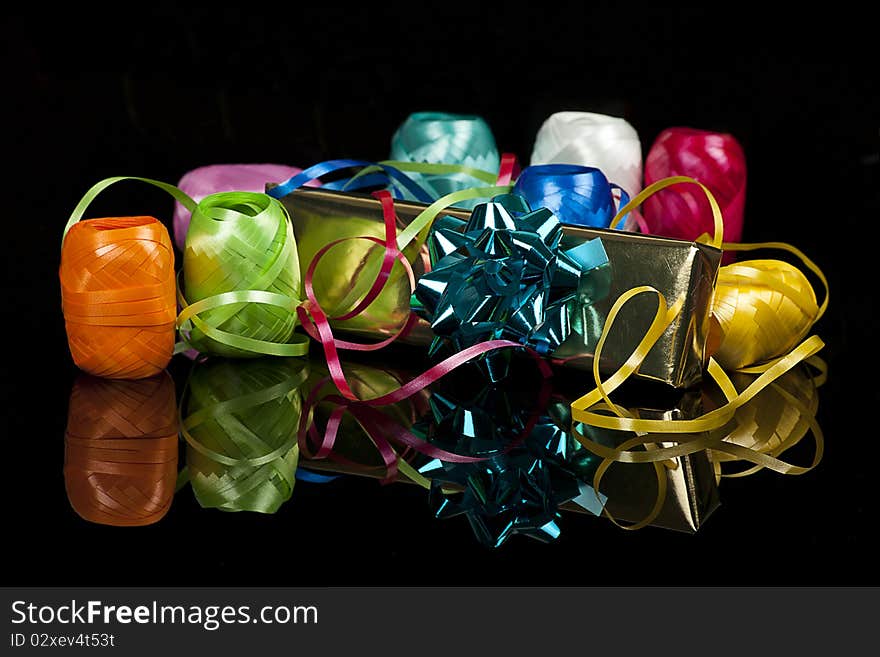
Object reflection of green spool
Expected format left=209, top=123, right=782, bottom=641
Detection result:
left=181, top=358, right=308, bottom=513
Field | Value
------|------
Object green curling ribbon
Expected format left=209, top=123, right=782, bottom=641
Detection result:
left=179, top=191, right=309, bottom=357
left=181, top=357, right=308, bottom=513
left=390, top=112, right=501, bottom=210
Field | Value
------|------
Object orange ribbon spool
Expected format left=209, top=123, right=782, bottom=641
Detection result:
left=60, top=216, right=176, bottom=379
left=64, top=372, right=179, bottom=526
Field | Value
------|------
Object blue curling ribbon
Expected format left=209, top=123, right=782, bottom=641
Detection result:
left=512, top=164, right=631, bottom=229
left=268, top=159, right=434, bottom=203
left=413, top=194, right=611, bottom=363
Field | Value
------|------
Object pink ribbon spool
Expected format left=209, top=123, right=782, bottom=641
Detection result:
left=643, top=128, right=747, bottom=247
left=172, top=163, right=318, bottom=250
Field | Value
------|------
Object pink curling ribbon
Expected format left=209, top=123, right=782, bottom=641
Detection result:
left=172, top=164, right=318, bottom=250
left=495, top=153, right=520, bottom=187
left=643, top=128, right=747, bottom=245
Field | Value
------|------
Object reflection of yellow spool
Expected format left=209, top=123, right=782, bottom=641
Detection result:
left=181, top=358, right=307, bottom=513
left=705, top=359, right=824, bottom=480
left=711, top=259, right=819, bottom=370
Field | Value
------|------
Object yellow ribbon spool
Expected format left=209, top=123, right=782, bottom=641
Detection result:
left=714, top=240, right=828, bottom=372
left=711, top=260, right=818, bottom=370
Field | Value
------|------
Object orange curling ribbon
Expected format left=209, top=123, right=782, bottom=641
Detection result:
left=570, top=177, right=828, bottom=486
left=61, top=178, right=190, bottom=379
left=64, top=372, right=179, bottom=526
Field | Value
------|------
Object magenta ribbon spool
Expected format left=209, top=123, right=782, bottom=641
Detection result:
left=643, top=127, right=747, bottom=245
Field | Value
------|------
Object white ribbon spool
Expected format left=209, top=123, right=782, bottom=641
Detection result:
left=530, top=111, right=643, bottom=199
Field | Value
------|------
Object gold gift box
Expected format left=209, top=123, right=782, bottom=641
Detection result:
left=280, top=187, right=721, bottom=388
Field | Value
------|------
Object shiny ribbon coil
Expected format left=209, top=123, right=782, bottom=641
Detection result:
left=61, top=201, right=177, bottom=379
left=643, top=127, right=747, bottom=244
left=413, top=194, right=611, bottom=372
left=390, top=112, right=501, bottom=209
left=64, top=373, right=178, bottom=526
left=181, top=357, right=307, bottom=513
left=710, top=249, right=825, bottom=370
left=530, top=111, right=643, bottom=200
left=172, top=163, right=314, bottom=251
left=179, top=190, right=309, bottom=357
left=511, top=164, right=630, bottom=229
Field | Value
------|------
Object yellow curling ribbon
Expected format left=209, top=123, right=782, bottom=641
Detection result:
left=570, top=175, right=828, bottom=487
left=613, top=176, right=724, bottom=248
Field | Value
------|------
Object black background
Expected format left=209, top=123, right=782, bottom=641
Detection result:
left=3, top=6, right=877, bottom=585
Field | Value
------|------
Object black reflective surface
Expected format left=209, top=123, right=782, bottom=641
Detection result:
left=4, top=7, right=876, bottom=584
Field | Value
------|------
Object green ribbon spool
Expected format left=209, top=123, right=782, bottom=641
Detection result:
left=181, top=357, right=308, bottom=513
left=179, top=191, right=309, bottom=358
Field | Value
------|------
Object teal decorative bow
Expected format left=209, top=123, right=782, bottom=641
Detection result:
left=413, top=194, right=611, bottom=367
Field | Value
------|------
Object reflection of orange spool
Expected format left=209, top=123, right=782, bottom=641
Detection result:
left=60, top=216, right=176, bottom=379
left=64, top=372, right=178, bottom=526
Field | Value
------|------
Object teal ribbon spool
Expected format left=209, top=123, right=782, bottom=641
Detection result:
left=390, top=112, right=501, bottom=209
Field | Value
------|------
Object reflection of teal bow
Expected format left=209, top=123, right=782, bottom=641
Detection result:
left=413, top=195, right=611, bottom=364
left=415, top=390, right=605, bottom=548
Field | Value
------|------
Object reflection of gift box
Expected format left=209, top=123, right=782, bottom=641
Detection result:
left=281, top=187, right=721, bottom=388
left=298, top=359, right=720, bottom=534
left=566, top=392, right=720, bottom=532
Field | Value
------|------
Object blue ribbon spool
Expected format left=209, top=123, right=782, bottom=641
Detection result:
left=512, top=164, right=630, bottom=229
